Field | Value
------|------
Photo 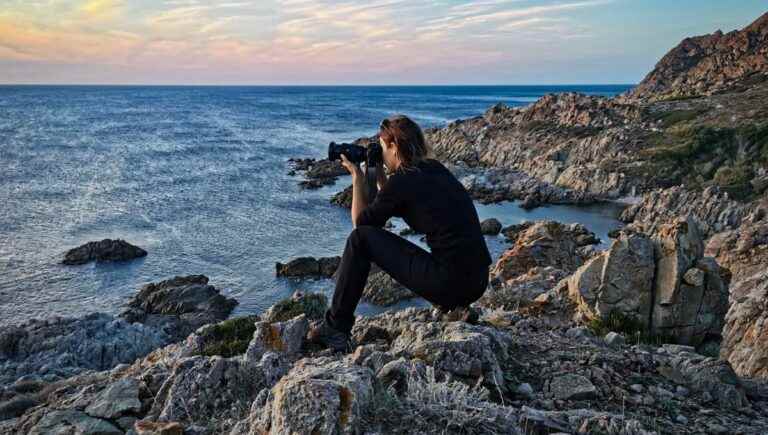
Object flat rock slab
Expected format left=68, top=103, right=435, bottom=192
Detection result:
left=85, top=378, right=142, bottom=419
left=549, top=374, right=598, bottom=400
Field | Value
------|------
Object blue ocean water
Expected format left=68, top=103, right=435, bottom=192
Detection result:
left=0, top=85, right=631, bottom=326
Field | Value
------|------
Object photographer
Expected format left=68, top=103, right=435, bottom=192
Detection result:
left=309, top=115, right=492, bottom=352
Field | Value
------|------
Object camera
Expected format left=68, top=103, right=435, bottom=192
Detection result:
left=328, top=142, right=383, bottom=166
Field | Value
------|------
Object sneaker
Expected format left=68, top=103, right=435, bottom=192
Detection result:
left=307, top=320, right=352, bottom=353
left=438, top=306, right=480, bottom=324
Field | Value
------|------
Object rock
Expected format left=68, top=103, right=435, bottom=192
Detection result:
left=568, top=218, right=728, bottom=346
left=683, top=267, right=705, bottom=287
left=720, top=270, right=768, bottom=379
left=250, top=358, right=375, bottom=435
left=480, top=218, right=503, bottom=235
left=147, top=354, right=278, bottom=427
left=275, top=256, right=340, bottom=278
left=517, top=383, right=534, bottom=397
left=134, top=420, right=185, bottom=435
left=604, top=332, right=625, bottom=348
left=18, top=409, right=123, bottom=435
left=480, top=266, right=568, bottom=310
left=331, top=185, right=353, bottom=208
left=262, top=292, right=327, bottom=323
left=620, top=186, right=753, bottom=238
left=570, top=232, right=655, bottom=324
left=245, top=315, right=309, bottom=362
left=0, top=313, right=168, bottom=386
left=85, top=378, right=142, bottom=419
left=650, top=218, right=728, bottom=344
left=628, top=12, right=768, bottom=101
left=120, top=275, right=238, bottom=342
left=62, top=238, right=147, bottom=265
left=548, top=374, right=598, bottom=400
left=658, top=356, right=748, bottom=409
left=490, top=221, right=599, bottom=284
left=0, top=396, right=39, bottom=421
left=362, top=271, right=414, bottom=306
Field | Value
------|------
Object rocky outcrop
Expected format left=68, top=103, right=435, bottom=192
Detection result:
left=275, top=256, right=341, bottom=278
left=62, top=239, right=147, bottom=265
left=289, top=158, right=347, bottom=189
left=567, top=217, right=729, bottom=346
left=120, top=275, right=238, bottom=342
left=0, top=313, right=168, bottom=386
left=489, top=221, right=600, bottom=285
left=620, top=185, right=756, bottom=238
left=424, top=94, right=652, bottom=199
left=6, top=293, right=768, bottom=435
left=628, top=12, right=768, bottom=101
left=0, top=276, right=238, bottom=387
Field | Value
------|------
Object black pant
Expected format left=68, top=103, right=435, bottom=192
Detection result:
left=327, top=225, right=489, bottom=333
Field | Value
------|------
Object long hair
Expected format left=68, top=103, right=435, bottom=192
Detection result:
left=379, top=115, right=431, bottom=171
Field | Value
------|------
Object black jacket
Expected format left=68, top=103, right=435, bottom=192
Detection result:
left=356, top=158, right=492, bottom=271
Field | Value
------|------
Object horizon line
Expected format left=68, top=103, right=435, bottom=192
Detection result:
left=0, top=83, right=638, bottom=87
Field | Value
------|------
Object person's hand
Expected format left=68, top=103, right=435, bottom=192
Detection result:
left=340, top=154, right=363, bottom=180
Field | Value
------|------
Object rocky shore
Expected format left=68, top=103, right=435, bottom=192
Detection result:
left=3, top=10, right=768, bottom=435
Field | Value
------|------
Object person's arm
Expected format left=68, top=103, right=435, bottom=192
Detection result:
left=340, top=155, right=401, bottom=228
left=340, top=154, right=368, bottom=227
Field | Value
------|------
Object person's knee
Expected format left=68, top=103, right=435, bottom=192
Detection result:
left=348, top=225, right=376, bottom=247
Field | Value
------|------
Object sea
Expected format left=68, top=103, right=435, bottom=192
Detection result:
left=0, top=85, right=632, bottom=326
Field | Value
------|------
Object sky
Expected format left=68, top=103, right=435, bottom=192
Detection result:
left=0, top=0, right=765, bottom=85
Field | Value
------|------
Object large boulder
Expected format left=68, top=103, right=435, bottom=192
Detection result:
left=120, top=275, right=238, bottom=342
left=62, top=238, right=147, bottom=265
left=650, top=218, right=728, bottom=343
left=249, top=358, right=375, bottom=435
left=567, top=217, right=729, bottom=346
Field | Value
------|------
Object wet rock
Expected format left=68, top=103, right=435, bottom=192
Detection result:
left=120, top=275, right=238, bottom=342
left=362, top=271, right=414, bottom=306
left=62, top=238, right=147, bottom=265
left=480, top=218, right=503, bottom=235
left=548, top=374, right=598, bottom=400
left=331, top=185, right=353, bottom=208
left=275, top=256, right=340, bottom=278
left=0, top=396, right=39, bottom=421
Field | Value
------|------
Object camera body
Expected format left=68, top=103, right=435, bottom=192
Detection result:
left=328, top=141, right=383, bottom=167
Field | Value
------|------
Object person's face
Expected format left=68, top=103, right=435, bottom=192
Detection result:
left=379, top=137, right=399, bottom=171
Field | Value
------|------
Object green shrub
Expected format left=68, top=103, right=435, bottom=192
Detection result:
left=587, top=311, right=677, bottom=346
left=651, top=109, right=707, bottom=129
left=200, top=315, right=258, bottom=357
